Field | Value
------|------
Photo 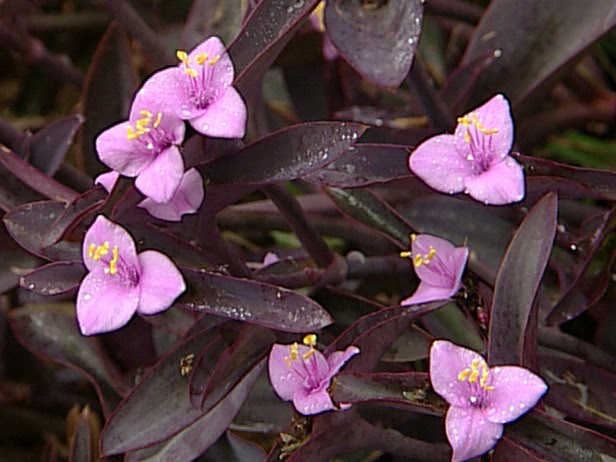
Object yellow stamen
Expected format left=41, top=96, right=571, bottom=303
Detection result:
left=195, top=52, right=208, bottom=65
left=458, top=369, right=471, bottom=381
left=176, top=50, right=189, bottom=64
left=184, top=68, right=198, bottom=78
left=413, top=254, right=423, bottom=268
left=410, top=233, right=417, bottom=242
left=140, top=109, right=153, bottom=118
left=400, top=251, right=412, bottom=258
left=92, top=241, right=109, bottom=260
left=88, top=243, right=96, bottom=258
left=290, top=342, right=298, bottom=361
left=153, top=112, right=162, bottom=128
left=109, top=245, right=119, bottom=275
left=458, top=359, right=494, bottom=391
left=303, top=334, right=317, bottom=347
left=208, top=54, right=220, bottom=65
left=126, top=126, right=138, bottom=140
left=470, top=113, right=499, bottom=135
left=458, top=113, right=498, bottom=144
left=302, top=349, right=316, bottom=360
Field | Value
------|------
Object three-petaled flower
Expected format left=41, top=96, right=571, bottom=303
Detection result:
left=400, top=234, right=468, bottom=305
left=430, top=340, right=548, bottom=462
left=409, top=94, right=524, bottom=205
left=96, top=168, right=204, bottom=222
left=76, top=215, right=186, bottom=335
left=146, top=36, right=247, bottom=138
left=96, top=80, right=185, bottom=203
left=268, top=334, right=359, bottom=415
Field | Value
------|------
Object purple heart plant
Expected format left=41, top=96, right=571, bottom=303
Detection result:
left=2, top=2, right=615, bottom=462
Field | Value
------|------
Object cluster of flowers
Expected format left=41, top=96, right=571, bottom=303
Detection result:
left=76, top=37, right=247, bottom=335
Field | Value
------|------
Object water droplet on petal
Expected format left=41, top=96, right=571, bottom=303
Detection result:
left=466, top=154, right=474, bottom=161
left=83, top=294, right=91, bottom=301
left=202, top=124, right=209, bottom=132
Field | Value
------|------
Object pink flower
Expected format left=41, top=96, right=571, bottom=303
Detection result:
left=409, top=94, right=524, bottom=205
left=145, top=36, right=247, bottom=138
left=95, top=168, right=204, bottom=222
left=268, top=335, right=359, bottom=415
left=76, top=216, right=185, bottom=335
left=95, top=80, right=185, bottom=203
left=400, top=234, right=468, bottom=305
left=430, top=340, right=548, bottom=462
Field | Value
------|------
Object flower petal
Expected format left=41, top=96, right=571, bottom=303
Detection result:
left=82, top=215, right=138, bottom=273
left=463, top=156, right=525, bottom=205
left=139, top=67, right=190, bottom=120
left=95, top=171, right=120, bottom=193
left=429, top=340, right=486, bottom=408
left=268, top=343, right=307, bottom=401
left=96, top=122, right=152, bottom=176
left=454, top=94, right=513, bottom=163
left=400, top=282, right=454, bottom=305
left=292, top=387, right=337, bottom=415
left=188, top=36, right=235, bottom=89
left=189, top=86, right=247, bottom=138
left=325, top=346, right=360, bottom=380
left=135, top=145, right=185, bottom=203
left=76, top=269, right=139, bottom=335
left=138, top=168, right=204, bottom=221
left=446, top=406, right=503, bottom=462
left=409, top=134, right=474, bottom=195
left=483, top=366, right=547, bottom=424
left=136, top=250, right=186, bottom=315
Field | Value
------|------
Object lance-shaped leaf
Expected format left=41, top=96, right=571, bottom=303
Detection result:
left=547, top=205, right=616, bottom=325
left=27, top=114, right=84, bottom=176
left=101, top=327, right=226, bottom=455
left=540, top=349, right=616, bottom=430
left=8, top=303, right=126, bottom=415
left=460, top=0, right=616, bottom=109
left=517, top=153, right=616, bottom=201
left=488, top=193, right=557, bottom=366
left=124, top=361, right=264, bottom=462
left=20, top=261, right=85, bottom=296
left=0, top=144, right=78, bottom=203
left=324, top=0, right=424, bottom=88
left=199, top=122, right=366, bottom=186
left=3, top=200, right=81, bottom=261
left=306, top=144, right=412, bottom=188
left=324, top=187, right=412, bottom=247
left=79, top=23, right=137, bottom=176
left=176, top=269, right=333, bottom=333
left=497, top=410, right=616, bottom=461
left=230, top=0, right=320, bottom=90
left=332, top=372, right=445, bottom=416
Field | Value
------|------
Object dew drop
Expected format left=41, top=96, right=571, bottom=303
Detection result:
left=466, top=154, right=474, bottom=161
left=202, top=124, right=209, bottom=132
left=146, top=142, right=154, bottom=150
left=276, top=290, right=282, bottom=299
left=83, top=294, right=91, bottom=301
left=509, top=405, right=515, bottom=412
left=27, top=283, right=35, bottom=290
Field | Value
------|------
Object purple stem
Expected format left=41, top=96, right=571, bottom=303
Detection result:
left=264, top=185, right=336, bottom=268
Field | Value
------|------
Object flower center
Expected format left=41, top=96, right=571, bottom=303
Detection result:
left=400, top=234, right=452, bottom=277
left=457, top=112, right=499, bottom=172
left=88, top=241, right=139, bottom=285
left=457, top=358, right=495, bottom=405
left=176, top=49, right=221, bottom=109
left=284, top=334, right=321, bottom=390
left=125, top=109, right=171, bottom=152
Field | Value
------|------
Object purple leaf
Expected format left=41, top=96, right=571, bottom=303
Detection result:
left=199, top=122, right=367, bottom=186
left=305, top=144, right=412, bottom=188
left=8, top=303, right=127, bottom=416
left=101, top=327, right=226, bottom=455
left=547, top=205, right=616, bottom=325
left=460, top=0, right=616, bottom=109
left=20, top=261, right=85, bottom=295
left=79, top=23, right=138, bottom=176
left=67, top=408, right=94, bottom=462
left=124, top=361, right=264, bottom=462
left=488, top=193, right=557, bottom=366
left=3, top=200, right=81, bottom=261
left=331, top=371, right=444, bottom=416
left=177, top=269, right=333, bottom=333
left=324, top=0, right=424, bottom=88
left=27, top=114, right=84, bottom=176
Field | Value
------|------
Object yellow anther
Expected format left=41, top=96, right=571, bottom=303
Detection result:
left=88, top=243, right=96, bottom=258
left=153, top=112, right=162, bottom=128
left=195, top=52, right=208, bottom=65
left=311, top=1, right=326, bottom=31
left=126, top=126, right=138, bottom=140
left=426, top=246, right=436, bottom=259
left=413, top=254, right=424, bottom=268
left=303, top=334, right=317, bottom=347
left=208, top=54, right=220, bottom=65
left=140, top=110, right=153, bottom=118
left=108, top=245, right=119, bottom=275
left=400, top=251, right=412, bottom=258
left=176, top=50, right=190, bottom=64
left=458, top=369, right=471, bottom=381
left=284, top=357, right=292, bottom=368
left=458, top=359, right=494, bottom=391
left=92, top=241, right=109, bottom=260
left=457, top=115, right=470, bottom=126
left=184, top=67, right=198, bottom=78
left=410, top=233, right=417, bottom=242
left=470, top=113, right=498, bottom=135
left=290, top=343, right=298, bottom=361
